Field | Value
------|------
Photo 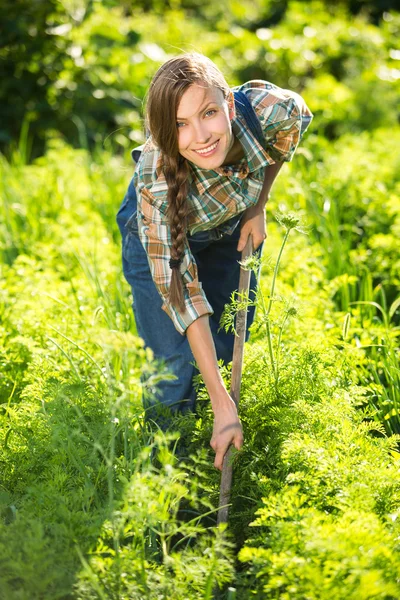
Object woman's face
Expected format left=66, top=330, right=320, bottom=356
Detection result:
left=176, top=83, right=235, bottom=169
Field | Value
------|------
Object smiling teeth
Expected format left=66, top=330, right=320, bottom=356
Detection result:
left=195, top=141, right=218, bottom=154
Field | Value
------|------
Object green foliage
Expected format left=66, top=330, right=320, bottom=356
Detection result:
left=1, top=0, right=399, bottom=157
left=187, top=208, right=400, bottom=598
left=208, top=215, right=400, bottom=597
left=279, top=127, right=400, bottom=286
left=1, top=131, right=400, bottom=597
left=0, top=0, right=63, bottom=150
left=74, top=443, right=234, bottom=599
left=1, top=3, right=400, bottom=596
left=240, top=508, right=400, bottom=599
left=236, top=383, right=400, bottom=598
left=0, top=142, right=237, bottom=598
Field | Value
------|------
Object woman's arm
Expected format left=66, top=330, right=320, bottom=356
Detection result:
left=237, top=161, right=284, bottom=252
left=186, top=314, right=243, bottom=470
left=185, top=163, right=284, bottom=467
left=260, top=161, right=284, bottom=202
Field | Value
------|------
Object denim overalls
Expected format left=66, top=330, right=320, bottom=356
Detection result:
left=116, top=92, right=265, bottom=426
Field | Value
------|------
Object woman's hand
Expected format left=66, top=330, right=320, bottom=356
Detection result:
left=186, top=318, right=243, bottom=470
left=210, top=393, right=243, bottom=471
left=237, top=205, right=267, bottom=252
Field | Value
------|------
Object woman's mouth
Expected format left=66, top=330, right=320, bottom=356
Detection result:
left=193, top=140, right=219, bottom=157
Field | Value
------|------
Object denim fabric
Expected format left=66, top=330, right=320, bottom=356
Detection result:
left=116, top=177, right=263, bottom=427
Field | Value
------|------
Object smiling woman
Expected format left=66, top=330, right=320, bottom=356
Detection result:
left=116, top=52, right=313, bottom=467
left=175, top=85, right=235, bottom=168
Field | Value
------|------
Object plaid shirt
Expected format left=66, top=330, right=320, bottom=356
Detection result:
left=133, top=80, right=313, bottom=335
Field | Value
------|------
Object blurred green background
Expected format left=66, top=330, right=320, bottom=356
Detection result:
left=2, top=0, right=399, bottom=160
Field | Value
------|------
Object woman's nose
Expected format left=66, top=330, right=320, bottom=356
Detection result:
left=192, top=121, right=211, bottom=144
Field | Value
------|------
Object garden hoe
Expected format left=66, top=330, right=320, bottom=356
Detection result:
left=217, top=234, right=253, bottom=526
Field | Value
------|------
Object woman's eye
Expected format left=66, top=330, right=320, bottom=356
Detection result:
left=176, top=110, right=216, bottom=128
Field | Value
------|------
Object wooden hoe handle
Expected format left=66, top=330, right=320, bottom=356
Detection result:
left=217, top=234, right=253, bottom=525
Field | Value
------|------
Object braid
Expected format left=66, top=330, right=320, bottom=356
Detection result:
left=163, top=154, right=189, bottom=312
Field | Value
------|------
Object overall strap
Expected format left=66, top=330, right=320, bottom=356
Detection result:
left=131, top=144, right=145, bottom=163
left=233, top=90, right=265, bottom=149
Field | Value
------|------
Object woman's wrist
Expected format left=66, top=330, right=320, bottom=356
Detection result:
left=209, top=386, right=236, bottom=413
left=255, top=193, right=269, bottom=212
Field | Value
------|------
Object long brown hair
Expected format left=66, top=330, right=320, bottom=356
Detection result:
left=146, top=53, right=231, bottom=312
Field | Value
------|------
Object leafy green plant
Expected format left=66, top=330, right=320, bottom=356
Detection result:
left=349, top=292, right=400, bottom=435
left=74, top=438, right=234, bottom=600
left=220, top=211, right=309, bottom=389
left=1, top=80, right=400, bottom=596
left=236, top=382, right=400, bottom=599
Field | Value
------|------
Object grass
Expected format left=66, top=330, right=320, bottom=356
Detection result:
left=0, top=128, right=399, bottom=598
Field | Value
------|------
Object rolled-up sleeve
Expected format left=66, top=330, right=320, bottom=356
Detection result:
left=136, top=188, right=214, bottom=335
left=245, top=81, right=313, bottom=163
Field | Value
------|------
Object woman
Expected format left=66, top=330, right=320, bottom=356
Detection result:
left=117, top=52, right=313, bottom=469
